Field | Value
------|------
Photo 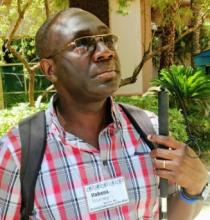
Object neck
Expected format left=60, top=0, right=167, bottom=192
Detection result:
left=55, top=95, right=112, bottom=148
left=56, top=95, right=109, bottom=121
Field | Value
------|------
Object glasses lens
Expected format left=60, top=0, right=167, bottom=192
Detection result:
left=73, top=34, right=118, bottom=55
left=74, top=37, right=96, bottom=54
left=102, top=35, right=118, bottom=50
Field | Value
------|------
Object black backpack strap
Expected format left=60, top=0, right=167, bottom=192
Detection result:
left=119, top=103, right=156, bottom=150
left=18, top=111, right=46, bottom=220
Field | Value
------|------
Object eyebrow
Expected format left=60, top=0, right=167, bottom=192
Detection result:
left=73, top=30, right=92, bottom=39
left=72, top=25, right=110, bottom=39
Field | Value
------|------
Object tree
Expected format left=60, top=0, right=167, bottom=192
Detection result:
left=156, top=0, right=180, bottom=69
left=1, top=0, right=128, bottom=106
left=152, top=0, right=193, bottom=69
left=191, top=0, right=201, bottom=56
left=121, top=0, right=210, bottom=86
left=152, top=0, right=210, bottom=69
left=191, top=0, right=210, bottom=63
left=0, top=0, right=68, bottom=106
left=1, top=0, right=210, bottom=105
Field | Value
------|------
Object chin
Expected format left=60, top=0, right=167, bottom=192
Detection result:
left=98, top=85, right=119, bottom=98
left=87, top=78, right=120, bottom=99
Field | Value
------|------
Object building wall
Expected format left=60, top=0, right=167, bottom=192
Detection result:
left=109, top=0, right=153, bottom=95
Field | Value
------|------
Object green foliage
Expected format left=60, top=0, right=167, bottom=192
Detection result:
left=0, top=95, right=188, bottom=143
left=194, top=0, right=210, bottom=10
left=115, top=95, right=188, bottom=142
left=0, top=102, right=47, bottom=137
left=4, top=93, right=28, bottom=108
left=168, top=108, right=188, bottom=142
left=0, top=0, right=69, bottom=63
left=174, top=7, right=192, bottom=35
left=53, top=0, right=69, bottom=10
left=115, top=95, right=158, bottom=113
left=174, top=35, right=192, bottom=64
left=117, top=0, right=134, bottom=15
left=151, top=0, right=210, bottom=67
left=21, top=38, right=36, bottom=62
left=200, top=24, right=210, bottom=50
left=153, top=65, right=210, bottom=114
left=151, top=0, right=193, bottom=30
left=152, top=0, right=176, bottom=11
left=2, top=38, right=36, bottom=63
left=0, top=1, right=44, bottom=39
left=3, top=90, right=52, bottom=108
left=152, top=65, right=210, bottom=151
left=188, top=115, right=210, bottom=151
left=115, top=95, right=210, bottom=152
left=151, top=0, right=209, bottom=30
left=0, top=39, right=4, bottom=64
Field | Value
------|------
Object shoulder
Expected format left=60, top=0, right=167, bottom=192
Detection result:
left=143, top=110, right=159, bottom=134
left=0, top=126, right=21, bottom=168
left=117, top=102, right=156, bottom=116
left=117, top=103, right=158, bottom=134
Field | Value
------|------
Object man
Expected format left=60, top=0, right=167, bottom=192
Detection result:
left=0, top=8, right=208, bottom=220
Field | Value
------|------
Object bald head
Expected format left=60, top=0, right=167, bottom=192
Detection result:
left=35, top=8, right=106, bottom=59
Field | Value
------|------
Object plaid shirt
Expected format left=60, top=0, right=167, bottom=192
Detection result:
left=0, top=97, right=159, bottom=220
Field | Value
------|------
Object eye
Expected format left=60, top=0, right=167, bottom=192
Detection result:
left=75, top=37, right=95, bottom=51
left=103, top=35, right=117, bottom=50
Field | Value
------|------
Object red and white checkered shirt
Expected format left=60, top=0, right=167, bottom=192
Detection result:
left=0, top=97, right=159, bottom=220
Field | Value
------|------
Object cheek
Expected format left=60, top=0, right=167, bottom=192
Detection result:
left=56, top=56, right=89, bottom=79
left=115, top=55, right=121, bottom=71
left=57, top=62, right=92, bottom=93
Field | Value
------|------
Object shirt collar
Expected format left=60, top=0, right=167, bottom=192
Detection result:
left=45, top=94, right=123, bottom=138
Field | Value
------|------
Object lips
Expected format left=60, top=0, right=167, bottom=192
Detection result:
left=96, top=70, right=117, bottom=81
left=94, top=69, right=119, bottom=81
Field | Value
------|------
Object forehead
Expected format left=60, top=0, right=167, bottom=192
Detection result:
left=51, top=12, right=109, bottom=44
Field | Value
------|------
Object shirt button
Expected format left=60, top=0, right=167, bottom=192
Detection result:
left=103, top=160, right=108, bottom=166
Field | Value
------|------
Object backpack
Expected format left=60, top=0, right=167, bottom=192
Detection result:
left=18, top=103, right=156, bottom=220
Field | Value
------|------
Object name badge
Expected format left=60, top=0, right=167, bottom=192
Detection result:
left=85, top=177, right=129, bottom=213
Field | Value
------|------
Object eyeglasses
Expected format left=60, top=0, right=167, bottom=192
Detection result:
left=47, top=34, right=118, bottom=59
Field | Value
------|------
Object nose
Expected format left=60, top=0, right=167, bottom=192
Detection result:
left=92, top=42, right=115, bottom=62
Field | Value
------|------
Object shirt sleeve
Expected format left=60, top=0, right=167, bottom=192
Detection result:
left=0, top=129, right=21, bottom=220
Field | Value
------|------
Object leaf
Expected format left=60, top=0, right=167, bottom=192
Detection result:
left=152, top=65, right=210, bottom=115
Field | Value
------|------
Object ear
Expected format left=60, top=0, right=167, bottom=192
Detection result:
left=39, top=59, right=58, bottom=83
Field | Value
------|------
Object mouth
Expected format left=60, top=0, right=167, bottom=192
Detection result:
left=94, top=69, right=119, bottom=81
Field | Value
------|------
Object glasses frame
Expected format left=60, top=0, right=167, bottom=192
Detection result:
left=46, top=33, right=118, bottom=59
